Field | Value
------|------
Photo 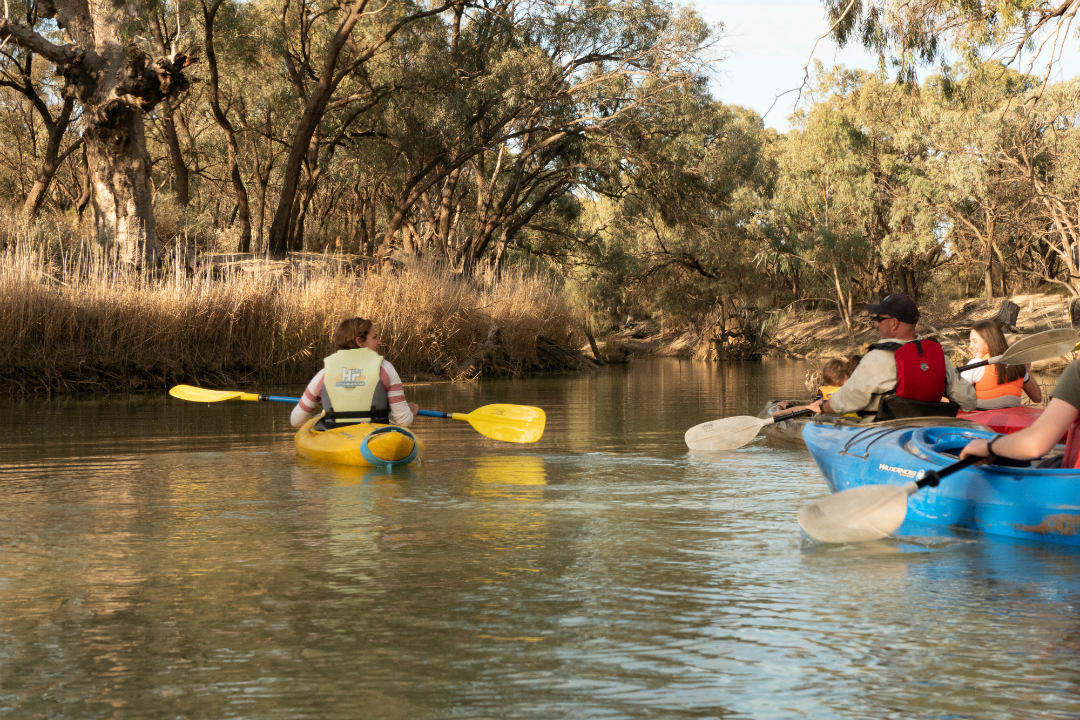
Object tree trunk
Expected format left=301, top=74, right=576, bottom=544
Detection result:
left=993, top=300, right=1020, bottom=332
left=75, top=144, right=91, bottom=217
left=832, top=264, right=853, bottom=339
left=159, top=99, right=190, bottom=206
left=85, top=103, right=160, bottom=266
left=23, top=97, right=77, bottom=219
left=202, top=0, right=252, bottom=252
left=0, top=2, right=191, bottom=268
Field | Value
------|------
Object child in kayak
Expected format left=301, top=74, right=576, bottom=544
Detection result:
left=775, top=354, right=860, bottom=414
left=290, top=317, right=418, bottom=428
left=818, top=355, right=861, bottom=401
left=961, top=320, right=1042, bottom=409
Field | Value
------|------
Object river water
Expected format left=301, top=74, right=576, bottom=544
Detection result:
left=1, top=358, right=1078, bottom=719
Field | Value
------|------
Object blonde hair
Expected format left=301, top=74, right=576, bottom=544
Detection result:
left=821, top=354, right=860, bottom=386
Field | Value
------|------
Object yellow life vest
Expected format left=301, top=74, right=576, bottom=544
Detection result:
left=322, top=348, right=385, bottom=424
left=818, top=385, right=841, bottom=401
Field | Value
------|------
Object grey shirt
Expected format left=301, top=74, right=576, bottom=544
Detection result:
left=828, top=336, right=977, bottom=416
left=1051, top=359, right=1080, bottom=410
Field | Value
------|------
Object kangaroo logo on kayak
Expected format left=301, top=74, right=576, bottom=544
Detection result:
left=336, top=367, right=368, bottom=388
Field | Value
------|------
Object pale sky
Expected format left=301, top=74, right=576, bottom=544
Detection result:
left=687, top=0, right=1080, bottom=132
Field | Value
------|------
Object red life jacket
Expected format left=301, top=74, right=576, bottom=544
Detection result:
left=871, top=339, right=947, bottom=402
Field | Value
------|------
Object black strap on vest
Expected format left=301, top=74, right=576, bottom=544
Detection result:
left=321, top=408, right=391, bottom=428
left=862, top=339, right=952, bottom=419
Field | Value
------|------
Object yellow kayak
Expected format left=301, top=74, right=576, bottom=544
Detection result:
left=294, top=416, right=423, bottom=468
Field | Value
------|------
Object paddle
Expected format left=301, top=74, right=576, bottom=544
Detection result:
left=169, top=384, right=300, bottom=404
left=684, top=408, right=815, bottom=453
left=684, top=328, right=1077, bottom=454
left=168, top=385, right=545, bottom=443
left=416, top=406, right=545, bottom=444
left=796, top=455, right=979, bottom=543
left=956, top=327, right=1079, bottom=372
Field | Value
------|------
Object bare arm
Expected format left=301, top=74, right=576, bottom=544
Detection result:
left=961, top=397, right=1077, bottom=461
left=1022, top=366, right=1043, bottom=404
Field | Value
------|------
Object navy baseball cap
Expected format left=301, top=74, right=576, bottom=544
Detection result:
left=865, top=293, right=919, bottom=324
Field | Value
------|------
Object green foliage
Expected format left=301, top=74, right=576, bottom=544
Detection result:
left=5, top=0, right=1080, bottom=357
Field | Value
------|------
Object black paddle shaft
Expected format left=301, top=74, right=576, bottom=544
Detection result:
left=915, top=455, right=980, bottom=490
left=771, top=408, right=816, bottom=423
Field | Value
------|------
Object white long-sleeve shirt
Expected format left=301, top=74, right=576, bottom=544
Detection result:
left=289, top=360, right=415, bottom=427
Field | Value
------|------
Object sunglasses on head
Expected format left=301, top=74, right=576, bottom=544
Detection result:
left=870, top=315, right=891, bottom=323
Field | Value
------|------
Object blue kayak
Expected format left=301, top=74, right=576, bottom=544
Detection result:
left=802, top=418, right=1080, bottom=546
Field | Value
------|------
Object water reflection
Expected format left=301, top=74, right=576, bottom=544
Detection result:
left=1, top=360, right=1079, bottom=718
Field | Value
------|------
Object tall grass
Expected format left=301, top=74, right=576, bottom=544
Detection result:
left=0, top=241, right=580, bottom=395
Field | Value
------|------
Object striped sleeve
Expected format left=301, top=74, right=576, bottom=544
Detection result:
left=380, top=360, right=414, bottom=426
left=290, top=369, right=325, bottom=427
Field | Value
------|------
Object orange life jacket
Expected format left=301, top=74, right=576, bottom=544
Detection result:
left=972, top=356, right=1023, bottom=401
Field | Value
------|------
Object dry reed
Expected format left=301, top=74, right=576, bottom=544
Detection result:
left=0, top=242, right=579, bottom=395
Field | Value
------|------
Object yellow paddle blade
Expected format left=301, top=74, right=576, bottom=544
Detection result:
left=169, top=385, right=257, bottom=403
left=455, top=404, right=546, bottom=443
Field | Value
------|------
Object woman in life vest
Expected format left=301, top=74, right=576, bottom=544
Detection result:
left=961, top=358, right=1080, bottom=468
left=961, top=320, right=1042, bottom=409
left=290, top=317, right=418, bottom=429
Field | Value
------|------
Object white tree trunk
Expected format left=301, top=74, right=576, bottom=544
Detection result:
left=85, top=106, right=159, bottom=266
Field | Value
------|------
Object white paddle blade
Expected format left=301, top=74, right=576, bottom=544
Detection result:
left=797, top=482, right=918, bottom=543
left=685, top=416, right=769, bottom=453
left=995, top=328, right=1078, bottom=365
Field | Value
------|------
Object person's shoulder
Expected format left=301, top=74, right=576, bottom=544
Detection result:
left=1059, top=359, right=1080, bottom=383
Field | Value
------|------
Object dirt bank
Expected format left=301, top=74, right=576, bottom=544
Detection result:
left=585, top=293, right=1079, bottom=397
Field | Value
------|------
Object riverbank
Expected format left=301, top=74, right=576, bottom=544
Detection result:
left=769, top=293, right=1076, bottom=388
left=587, top=292, right=1078, bottom=397
left=0, top=245, right=592, bottom=396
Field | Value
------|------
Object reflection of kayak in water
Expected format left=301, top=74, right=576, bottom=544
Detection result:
left=294, top=416, right=424, bottom=468
left=759, top=401, right=810, bottom=447
left=762, top=402, right=1048, bottom=448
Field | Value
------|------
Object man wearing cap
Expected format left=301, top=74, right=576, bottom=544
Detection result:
left=808, top=293, right=976, bottom=420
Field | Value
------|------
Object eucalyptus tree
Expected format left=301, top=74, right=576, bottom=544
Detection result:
left=361, top=0, right=718, bottom=278
left=0, top=0, right=81, bottom=220
left=773, top=89, right=879, bottom=336
left=822, top=0, right=1080, bottom=82
left=198, top=0, right=259, bottom=251
left=574, top=88, right=776, bottom=343
left=919, top=63, right=1040, bottom=300
left=1000, top=78, right=1080, bottom=296
left=0, top=0, right=192, bottom=265
left=264, top=0, right=464, bottom=256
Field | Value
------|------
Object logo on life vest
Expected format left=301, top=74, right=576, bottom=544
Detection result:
left=336, top=367, right=368, bottom=388
left=920, top=362, right=929, bottom=371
